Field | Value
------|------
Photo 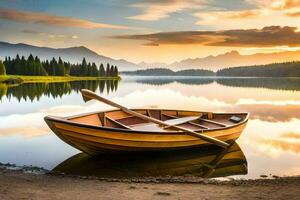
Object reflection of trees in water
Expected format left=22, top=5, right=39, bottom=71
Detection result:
left=0, top=84, right=8, bottom=99
left=216, top=78, right=300, bottom=91
left=133, top=77, right=300, bottom=91
left=135, top=78, right=214, bottom=86
left=0, top=80, right=120, bottom=101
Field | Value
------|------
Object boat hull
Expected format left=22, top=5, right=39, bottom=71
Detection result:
left=45, top=114, right=248, bottom=155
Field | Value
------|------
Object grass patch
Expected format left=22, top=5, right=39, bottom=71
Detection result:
left=0, top=75, right=120, bottom=83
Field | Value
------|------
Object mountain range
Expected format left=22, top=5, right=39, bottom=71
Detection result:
left=1, top=41, right=300, bottom=71
left=0, top=42, right=138, bottom=71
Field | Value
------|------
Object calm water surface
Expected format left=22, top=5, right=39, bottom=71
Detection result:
left=1, top=77, right=300, bottom=179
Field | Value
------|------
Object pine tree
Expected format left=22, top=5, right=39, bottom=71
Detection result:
left=81, top=58, right=87, bottom=76
left=99, top=63, right=105, bottom=77
left=91, top=62, right=98, bottom=77
left=26, top=54, right=35, bottom=75
left=114, top=65, right=119, bottom=77
left=87, top=62, right=92, bottom=76
left=110, top=65, right=114, bottom=77
left=106, top=63, right=110, bottom=77
left=57, top=57, right=65, bottom=76
left=20, top=56, right=26, bottom=75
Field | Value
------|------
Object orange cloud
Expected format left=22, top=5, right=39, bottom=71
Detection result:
left=225, top=10, right=261, bottom=18
left=0, top=8, right=128, bottom=29
left=271, top=0, right=300, bottom=17
left=259, top=138, right=300, bottom=154
left=286, top=10, right=300, bottom=16
left=232, top=104, right=300, bottom=122
left=112, top=26, right=300, bottom=47
left=272, top=0, right=300, bottom=10
left=281, top=132, right=300, bottom=140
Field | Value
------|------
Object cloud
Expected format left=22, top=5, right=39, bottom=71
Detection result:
left=231, top=104, right=300, bottom=122
left=111, top=26, right=300, bottom=47
left=0, top=7, right=128, bottom=29
left=281, top=132, right=300, bottom=140
left=272, top=0, right=300, bottom=10
left=194, top=9, right=262, bottom=23
left=271, top=0, right=300, bottom=17
left=193, top=1, right=300, bottom=29
left=258, top=138, right=300, bottom=154
left=23, top=29, right=79, bottom=40
left=128, top=0, right=204, bottom=21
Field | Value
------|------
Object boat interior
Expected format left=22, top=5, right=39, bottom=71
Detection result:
left=67, top=109, right=248, bottom=132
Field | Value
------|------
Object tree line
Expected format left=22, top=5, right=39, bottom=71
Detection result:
left=216, top=61, right=300, bottom=77
left=0, top=54, right=119, bottom=77
left=122, top=61, right=300, bottom=77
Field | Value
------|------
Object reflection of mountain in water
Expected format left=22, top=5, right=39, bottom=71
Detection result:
left=0, top=80, right=119, bottom=101
left=134, top=77, right=214, bottom=86
left=52, top=143, right=247, bottom=179
left=130, top=77, right=300, bottom=91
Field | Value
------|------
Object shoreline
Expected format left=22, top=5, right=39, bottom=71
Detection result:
left=1, top=168, right=300, bottom=200
left=0, top=75, right=121, bottom=84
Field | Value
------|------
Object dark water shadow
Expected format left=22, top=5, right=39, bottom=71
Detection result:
left=0, top=80, right=120, bottom=102
left=52, top=142, right=247, bottom=179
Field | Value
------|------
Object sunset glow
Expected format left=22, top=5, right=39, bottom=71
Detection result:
left=1, top=0, right=300, bottom=63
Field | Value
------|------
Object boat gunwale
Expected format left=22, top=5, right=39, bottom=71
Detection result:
left=44, top=108, right=249, bottom=135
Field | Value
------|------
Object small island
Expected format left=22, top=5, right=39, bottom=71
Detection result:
left=0, top=54, right=120, bottom=84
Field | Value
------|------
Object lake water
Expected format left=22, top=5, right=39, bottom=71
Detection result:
left=1, top=76, right=300, bottom=179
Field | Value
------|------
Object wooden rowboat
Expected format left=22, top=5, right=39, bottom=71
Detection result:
left=45, top=108, right=249, bottom=155
left=52, top=142, right=247, bottom=178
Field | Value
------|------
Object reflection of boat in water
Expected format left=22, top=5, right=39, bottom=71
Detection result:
left=52, top=142, right=247, bottom=178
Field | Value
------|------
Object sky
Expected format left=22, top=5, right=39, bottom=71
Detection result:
left=0, top=0, right=300, bottom=63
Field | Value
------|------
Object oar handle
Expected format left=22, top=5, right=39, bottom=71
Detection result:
left=81, top=89, right=229, bottom=148
left=81, top=89, right=126, bottom=110
left=81, top=89, right=167, bottom=126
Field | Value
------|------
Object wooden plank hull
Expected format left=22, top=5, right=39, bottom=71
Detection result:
left=45, top=109, right=248, bottom=155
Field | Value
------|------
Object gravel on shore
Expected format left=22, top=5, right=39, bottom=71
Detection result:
left=1, top=167, right=300, bottom=200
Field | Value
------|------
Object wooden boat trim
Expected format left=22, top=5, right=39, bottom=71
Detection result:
left=105, top=116, right=131, bottom=130
left=58, top=129, right=241, bottom=146
left=188, top=121, right=209, bottom=129
left=45, top=109, right=249, bottom=135
left=199, top=118, right=228, bottom=127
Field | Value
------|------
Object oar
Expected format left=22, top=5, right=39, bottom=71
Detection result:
left=81, top=89, right=230, bottom=148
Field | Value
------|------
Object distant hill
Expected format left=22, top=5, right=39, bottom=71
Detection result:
left=123, top=62, right=300, bottom=77
left=0, top=42, right=138, bottom=71
left=217, top=61, right=300, bottom=77
left=122, top=68, right=215, bottom=76
left=169, top=50, right=300, bottom=71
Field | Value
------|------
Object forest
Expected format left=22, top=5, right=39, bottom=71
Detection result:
left=216, top=61, right=300, bottom=77
left=0, top=54, right=119, bottom=77
left=123, top=61, right=300, bottom=77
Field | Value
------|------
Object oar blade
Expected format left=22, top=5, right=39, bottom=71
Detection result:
left=81, top=89, right=95, bottom=102
left=82, top=95, right=92, bottom=102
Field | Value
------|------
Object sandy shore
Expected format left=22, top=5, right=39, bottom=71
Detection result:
left=1, top=168, right=300, bottom=200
